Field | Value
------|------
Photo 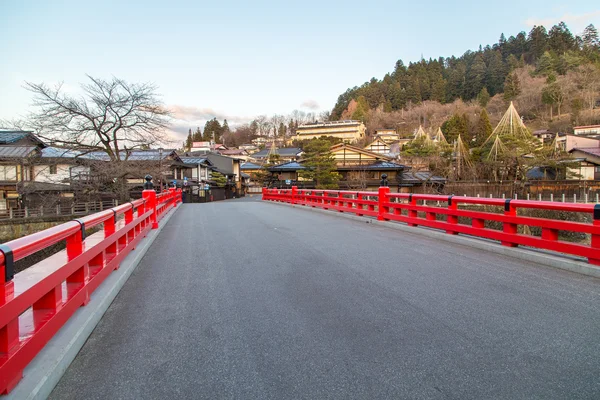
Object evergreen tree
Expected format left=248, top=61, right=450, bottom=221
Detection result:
left=548, top=22, right=576, bottom=54
left=466, top=53, right=487, bottom=99
left=485, top=50, right=506, bottom=95
left=210, top=171, right=228, bottom=188
left=192, top=127, right=202, bottom=142
left=351, top=96, right=369, bottom=121
left=202, top=118, right=223, bottom=141
left=503, top=72, right=521, bottom=101
left=441, top=113, right=469, bottom=143
left=222, top=119, right=230, bottom=134
left=582, top=24, right=599, bottom=49
left=278, top=122, right=287, bottom=137
left=535, top=51, right=555, bottom=75
left=298, top=139, right=340, bottom=189
left=477, top=87, right=491, bottom=107
left=474, top=109, right=492, bottom=147
left=527, top=25, right=548, bottom=62
left=185, top=129, right=193, bottom=150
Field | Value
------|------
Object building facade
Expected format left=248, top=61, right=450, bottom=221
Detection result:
left=295, top=120, right=366, bottom=143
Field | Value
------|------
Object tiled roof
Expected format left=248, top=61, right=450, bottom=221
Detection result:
left=0, top=130, right=30, bottom=144
left=240, top=162, right=261, bottom=170
left=253, top=147, right=303, bottom=158
left=400, top=171, right=446, bottom=183
left=360, top=161, right=407, bottom=170
left=268, top=161, right=306, bottom=172
left=181, top=157, right=211, bottom=165
left=0, top=146, right=38, bottom=158
left=41, top=147, right=81, bottom=158
left=219, top=149, right=247, bottom=155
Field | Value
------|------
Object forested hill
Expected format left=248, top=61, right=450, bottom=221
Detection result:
left=331, top=22, right=600, bottom=121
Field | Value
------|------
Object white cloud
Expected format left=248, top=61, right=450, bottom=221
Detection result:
left=300, top=99, right=320, bottom=110
left=169, top=105, right=251, bottom=125
left=524, top=10, right=600, bottom=33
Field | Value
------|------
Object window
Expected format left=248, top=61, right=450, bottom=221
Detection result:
left=595, top=166, right=600, bottom=173
left=49, top=165, right=57, bottom=174
left=0, top=166, right=17, bottom=181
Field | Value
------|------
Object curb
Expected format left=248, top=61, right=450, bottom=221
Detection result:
left=4, top=206, right=181, bottom=400
left=266, top=201, right=600, bottom=279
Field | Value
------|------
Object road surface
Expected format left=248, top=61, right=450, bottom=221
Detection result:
left=51, top=197, right=600, bottom=399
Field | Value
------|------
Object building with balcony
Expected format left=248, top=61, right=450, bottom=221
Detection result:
left=295, top=120, right=366, bottom=143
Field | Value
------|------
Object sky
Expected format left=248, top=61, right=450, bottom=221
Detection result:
left=1, top=0, right=599, bottom=141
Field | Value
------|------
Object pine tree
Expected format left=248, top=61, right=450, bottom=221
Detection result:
left=211, top=171, right=228, bottom=187
left=474, top=109, right=492, bottom=147
left=298, top=139, right=340, bottom=189
left=527, top=25, right=548, bottom=61
left=582, top=24, right=599, bottom=49
left=466, top=54, right=487, bottom=99
left=503, top=72, right=521, bottom=101
left=441, top=113, right=469, bottom=144
left=222, top=119, right=230, bottom=134
left=535, top=51, right=555, bottom=75
left=192, top=127, right=202, bottom=142
left=477, top=87, right=491, bottom=107
left=185, top=129, right=193, bottom=150
left=548, top=22, right=576, bottom=54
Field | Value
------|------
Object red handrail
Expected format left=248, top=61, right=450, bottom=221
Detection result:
left=262, top=187, right=600, bottom=265
left=0, top=188, right=182, bottom=394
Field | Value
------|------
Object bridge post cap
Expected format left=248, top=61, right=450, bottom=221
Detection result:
left=143, top=175, right=154, bottom=190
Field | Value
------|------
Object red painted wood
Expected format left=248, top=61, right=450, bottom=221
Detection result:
left=0, top=190, right=173, bottom=394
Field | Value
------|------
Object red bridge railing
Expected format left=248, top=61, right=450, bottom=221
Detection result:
left=263, top=187, right=600, bottom=265
left=0, top=188, right=182, bottom=394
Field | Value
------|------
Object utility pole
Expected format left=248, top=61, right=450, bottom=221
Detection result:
left=158, top=147, right=163, bottom=192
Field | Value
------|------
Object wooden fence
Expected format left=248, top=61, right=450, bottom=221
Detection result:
left=0, top=201, right=118, bottom=221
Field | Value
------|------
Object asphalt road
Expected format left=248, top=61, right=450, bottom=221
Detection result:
left=51, top=197, right=600, bottom=399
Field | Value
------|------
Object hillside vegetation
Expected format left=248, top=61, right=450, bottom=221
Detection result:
left=331, top=23, right=600, bottom=135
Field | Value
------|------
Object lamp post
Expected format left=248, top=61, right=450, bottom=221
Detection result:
left=158, top=147, right=163, bottom=192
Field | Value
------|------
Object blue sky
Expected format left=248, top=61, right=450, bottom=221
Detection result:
left=1, top=0, right=598, bottom=139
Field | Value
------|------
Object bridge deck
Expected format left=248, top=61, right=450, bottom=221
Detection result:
left=51, top=198, right=600, bottom=399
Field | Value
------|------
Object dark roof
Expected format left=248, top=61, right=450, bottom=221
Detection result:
left=253, top=147, right=303, bottom=158
left=180, top=157, right=212, bottom=165
left=0, top=146, right=39, bottom=158
left=78, top=149, right=180, bottom=162
left=268, top=161, right=306, bottom=172
left=0, top=130, right=31, bottom=144
left=241, top=162, right=261, bottom=170
left=526, top=167, right=557, bottom=180
left=0, top=130, right=46, bottom=147
left=360, top=161, right=407, bottom=170
left=41, top=147, right=81, bottom=158
left=20, top=181, right=72, bottom=192
left=569, top=147, right=600, bottom=157
left=399, top=171, right=446, bottom=185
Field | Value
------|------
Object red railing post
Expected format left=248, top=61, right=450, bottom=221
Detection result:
left=407, top=194, right=418, bottom=226
left=377, top=187, right=390, bottom=221
left=446, top=196, right=459, bottom=235
left=291, top=186, right=297, bottom=205
left=356, top=193, right=363, bottom=216
left=169, top=187, right=177, bottom=208
left=590, top=206, right=600, bottom=265
left=0, top=252, right=20, bottom=394
left=143, top=189, right=158, bottom=229
left=502, top=199, right=518, bottom=247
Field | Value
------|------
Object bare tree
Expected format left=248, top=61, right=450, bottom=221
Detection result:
left=25, top=75, right=171, bottom=160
